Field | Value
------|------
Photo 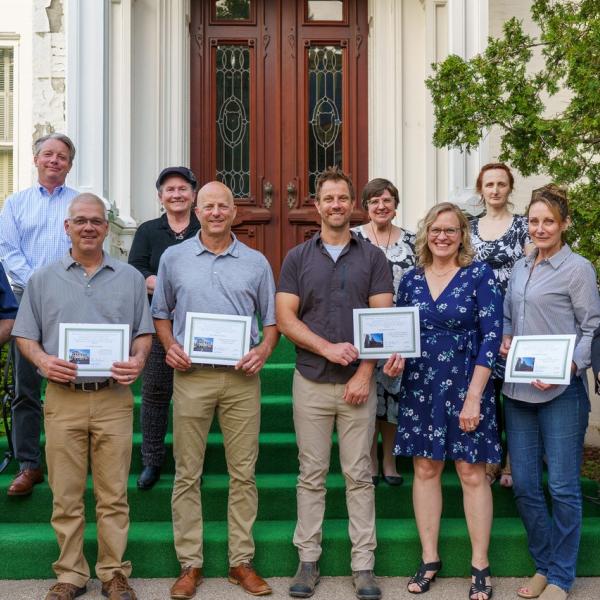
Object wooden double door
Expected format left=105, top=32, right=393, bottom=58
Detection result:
left=190, top=0, right=368, bottom=275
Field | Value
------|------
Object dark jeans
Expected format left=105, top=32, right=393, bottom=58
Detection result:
left=140, top=334, right=173, bottom=467
left=505, top=377, right=589, bottom=592
left=10, top=288, right=43, bottom=470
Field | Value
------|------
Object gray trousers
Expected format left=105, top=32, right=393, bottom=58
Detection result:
left=11, top=287, right=43, bottom=470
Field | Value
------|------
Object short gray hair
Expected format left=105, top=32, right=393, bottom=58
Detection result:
left=33, top=133, right=76, bottom=164
left=68, top=193, right=108, bottom=220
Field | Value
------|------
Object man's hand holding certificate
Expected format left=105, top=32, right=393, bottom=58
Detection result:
left=353, top=307, right=421, bottom=359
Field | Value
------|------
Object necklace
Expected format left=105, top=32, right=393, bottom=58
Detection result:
left=169, top=223, right=190, bottom=240
left=370, top=223, right=393, bottom=255
left=429, top=266, right=457, bottom=277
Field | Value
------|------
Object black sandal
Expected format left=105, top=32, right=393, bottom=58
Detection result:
left=469, top=565, right=493, bottom=600
left=407, top=560, right=442, bottom=594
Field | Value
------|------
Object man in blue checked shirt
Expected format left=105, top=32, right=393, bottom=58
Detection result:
left=0, top=133, right=79, bottom=496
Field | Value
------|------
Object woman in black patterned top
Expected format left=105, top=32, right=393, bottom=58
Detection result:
left=470, top=163, right=532, bottom=488
left=352, top=178, right=416, bottom=486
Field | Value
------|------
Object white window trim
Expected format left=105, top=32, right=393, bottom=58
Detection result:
left=0, top=34, right=20, bottom=201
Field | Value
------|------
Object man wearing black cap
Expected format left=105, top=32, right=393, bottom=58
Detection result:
left=128, top=166, right=200, bottom=489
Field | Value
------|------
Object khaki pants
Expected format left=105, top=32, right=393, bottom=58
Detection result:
left=172, top=367, right=261, bottom=568
left=292, top=370, right=377, bottom=571
left=44, top=382, right=134, bottom=588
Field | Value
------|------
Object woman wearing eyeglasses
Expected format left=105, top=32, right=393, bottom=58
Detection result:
left=352, top=178, right=416, bottom=486
left=390, top=202, right=502, bottom=600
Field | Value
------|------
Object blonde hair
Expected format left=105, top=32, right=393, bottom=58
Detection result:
left=415, top=202, right=475, bottom=268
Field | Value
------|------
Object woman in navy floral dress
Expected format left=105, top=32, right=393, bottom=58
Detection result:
left=392, top=202, right=502, bottom=600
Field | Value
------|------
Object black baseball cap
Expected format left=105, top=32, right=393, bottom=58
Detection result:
left=156, top=166, right=198, bottom=190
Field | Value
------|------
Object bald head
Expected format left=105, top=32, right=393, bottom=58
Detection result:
left=197, top=181, right=234, bottom=205
left=68, top=193, right=108, bottom=220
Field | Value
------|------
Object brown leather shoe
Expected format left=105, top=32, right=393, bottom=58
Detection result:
left=170, top=567, right=203, bottom=599
left=101, top=571, right=136, bottom=600
left=45, top=582, right=86, bottom=600
left=7, top=468, right=44, bottom=496
left=228, top=563, right=272, bottom=596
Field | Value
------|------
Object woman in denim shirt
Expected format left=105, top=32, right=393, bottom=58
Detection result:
left=501, top=185, right=600, bottom=600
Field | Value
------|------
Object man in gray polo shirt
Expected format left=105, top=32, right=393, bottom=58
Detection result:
left=277, top=167, right=403, bottom=600
left=152, top=181, right=278, bottom=599
left=12, top=193, right=153, bottom=600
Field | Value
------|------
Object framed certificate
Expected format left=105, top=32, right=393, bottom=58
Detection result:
left=183, top=312, right=251, bottom=366
left=505, top=334, right=576, bottom=385
left=59, top=323, right=130, bottom=377
left=353, top=307, right=421, bottom=359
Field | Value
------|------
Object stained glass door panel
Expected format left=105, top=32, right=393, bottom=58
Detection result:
left=191, top=0, right=368, bottom=272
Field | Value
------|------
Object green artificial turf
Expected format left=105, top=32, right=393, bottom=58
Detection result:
left=1, top=336, right=600, bottom=579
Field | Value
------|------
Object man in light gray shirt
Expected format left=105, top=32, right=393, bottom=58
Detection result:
left=152, top=181, right=278, bottom=599
left=12, top=194, right=153, bottom=600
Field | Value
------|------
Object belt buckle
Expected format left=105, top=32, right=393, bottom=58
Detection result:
left=80, top=381, right=98, bottom=392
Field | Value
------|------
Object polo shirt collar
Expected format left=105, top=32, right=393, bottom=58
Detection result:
left=194, top=232, right=240, bottom=257
left=62, top=251, right=117, bottom=271
left=524, top=243, right=572, bottom=269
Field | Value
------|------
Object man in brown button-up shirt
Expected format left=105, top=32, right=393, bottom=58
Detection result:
left=277, top=167, right=402, bottom=600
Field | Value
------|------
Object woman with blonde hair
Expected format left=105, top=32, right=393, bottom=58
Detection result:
left=392, top=202, right=502, bottom=600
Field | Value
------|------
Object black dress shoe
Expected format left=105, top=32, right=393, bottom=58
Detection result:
left=137, top=465, right=161, bottom=490
left=382, top=474, right=404, bottom=486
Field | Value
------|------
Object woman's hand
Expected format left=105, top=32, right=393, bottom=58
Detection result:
left=459, top=392, right=481, bottom=432
left=499, top=334, right=512, bottom=358
left=383, top=353, right=405, bottom=377
left=531, top=380, right=558, bottom=392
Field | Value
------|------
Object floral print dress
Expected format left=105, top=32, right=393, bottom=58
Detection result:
left=352, top=225, right=416, bottom=423
left=470, top=214, right=530, bottom=379
left=393, top=262, right=503, bottom=463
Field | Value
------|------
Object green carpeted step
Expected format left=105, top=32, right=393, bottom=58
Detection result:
left=131, top=393, right=295, bottom=434
left=2, top=517, right=600, bottom=580
left=1, top=472, right=597, bottom=524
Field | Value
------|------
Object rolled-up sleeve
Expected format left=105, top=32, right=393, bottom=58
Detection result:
left=569, top=260, right=600, bottom=373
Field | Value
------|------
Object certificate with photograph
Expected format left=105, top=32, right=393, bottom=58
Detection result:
left=183, top=312, right=251, bottom=366
left=59, top=323, right=130, bottom=377
left=505, top=334, right=576, bottom=385
left=353, top=307, right=421, bottom=359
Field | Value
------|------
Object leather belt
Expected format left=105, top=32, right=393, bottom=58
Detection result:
left=60, top=379, right=115, bottom=392
left=192, top=363, right=234, bottom=370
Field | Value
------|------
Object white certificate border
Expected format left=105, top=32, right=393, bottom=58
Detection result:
left=58, top=323, right=129, bottom=373
left=505, top=334, right=576, bottom=385
left=353, top=307, right=421, bottom=359
left=183, top=312, right=251, bottom=366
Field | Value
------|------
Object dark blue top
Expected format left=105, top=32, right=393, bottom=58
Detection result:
left=0, top=263, right=18, bottom=319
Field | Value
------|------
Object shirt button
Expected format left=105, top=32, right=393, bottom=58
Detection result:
left=87, top=284, right=91, bottom=288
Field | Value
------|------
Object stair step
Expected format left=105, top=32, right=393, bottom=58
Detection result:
left=1, top=472, right=597, bottom=524
left=1, top=517, right=599, bottom=580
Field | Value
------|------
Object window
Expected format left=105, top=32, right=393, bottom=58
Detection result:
left=0, top=46, right=14, bottom=208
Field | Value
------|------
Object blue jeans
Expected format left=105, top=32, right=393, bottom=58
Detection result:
left=504, top=378, right=589, bottom=592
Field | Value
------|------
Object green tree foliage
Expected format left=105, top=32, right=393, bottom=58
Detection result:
left=426, top=0, right=600, bottom=271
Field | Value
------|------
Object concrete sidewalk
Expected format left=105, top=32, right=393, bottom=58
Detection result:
left=2, top=577, right=598, bottom=600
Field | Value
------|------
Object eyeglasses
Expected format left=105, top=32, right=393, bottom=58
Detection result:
left=367, top=197, right=395, bottom=208
left=69, top=217, right=107, bottom=227
left=428, top=227, right=460, bottom=237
